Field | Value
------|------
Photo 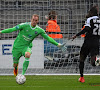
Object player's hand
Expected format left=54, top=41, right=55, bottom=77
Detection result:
left=57, top=43, right=67, bottom=52
left=69, top=35, right=77, bottom=41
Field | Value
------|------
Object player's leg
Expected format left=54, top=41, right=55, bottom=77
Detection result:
left=22, top=47, right=32, bottom=75
left=12, top=49, right=21, bottom=76
left=13, top=63, right=18, bottom=76
left=78, top=53, right=87, bottom=83
left=90, top=55, right=96, bottom=66
left=90, top=45, right=99, bottom=66
left=78, top=43, right=89, bottom=83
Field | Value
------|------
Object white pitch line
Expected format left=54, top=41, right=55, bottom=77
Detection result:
left=0, top=78, right=76, bottom=80
left=0, top=85, right=91, bottom=88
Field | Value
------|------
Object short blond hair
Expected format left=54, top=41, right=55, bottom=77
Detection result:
left=32, top=14, right=39, bottom=20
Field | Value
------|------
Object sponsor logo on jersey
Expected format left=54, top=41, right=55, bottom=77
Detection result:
left=15, top=25, right=19, bottom=29
left=35, top=31, right=38, bottom=34
left=23, top=35, right=32, bottom=41
left=28, top=34, right=32, bottom=37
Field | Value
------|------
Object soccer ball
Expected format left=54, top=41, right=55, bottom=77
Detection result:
left=95, top=56, right=100, bottom=66
left=16, top=74, right=26, bottom=85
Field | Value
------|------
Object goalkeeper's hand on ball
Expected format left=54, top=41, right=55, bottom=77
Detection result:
left=57, top=43, right=67, bottom=52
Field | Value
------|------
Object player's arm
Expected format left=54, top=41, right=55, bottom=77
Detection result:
left=41, top=31, right=67, bottom=52
left=29, top=42, right=33, bottom=49
left=71, top=26, right=90, bottom=40
left=41, top=32, right=58, bottom=46
left=0, top=24, right=23, bottom=33
left=0, top=27, right=17, bottom=33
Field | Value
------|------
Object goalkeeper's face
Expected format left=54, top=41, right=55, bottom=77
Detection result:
left=31, top=16, right=39, bottom=27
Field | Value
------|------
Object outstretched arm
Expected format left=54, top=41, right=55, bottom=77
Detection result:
left=41, top=32, right=67, bottom=52
left=0, top=25, right=22, bottom=33
left=41, top=32, right=59, bottom=46
left=71, top=26, right=90, bottom=40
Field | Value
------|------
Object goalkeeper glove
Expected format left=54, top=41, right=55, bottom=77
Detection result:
left=57, top=43, right=67, bottom=52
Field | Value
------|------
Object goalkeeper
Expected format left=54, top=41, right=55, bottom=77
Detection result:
left=0, top=14, right=66, bottom=76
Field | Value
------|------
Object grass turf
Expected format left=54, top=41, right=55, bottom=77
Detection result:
left=0, top=75, right=100, bottom=90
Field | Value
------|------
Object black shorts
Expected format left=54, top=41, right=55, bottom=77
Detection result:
left=80, top=38, right=99, bottom=57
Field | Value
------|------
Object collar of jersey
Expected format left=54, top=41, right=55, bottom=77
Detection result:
left=30, top=22, right=37, bottom=30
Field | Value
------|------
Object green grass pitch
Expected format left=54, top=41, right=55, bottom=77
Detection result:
left=0, top=75, right=100, bottom=90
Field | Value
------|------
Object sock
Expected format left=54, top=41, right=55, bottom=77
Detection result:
left=22, top=58, right=29, bottom=75
left=91, top=56, right=96, bottom=66
left=79, top=62, right=84, bottom=77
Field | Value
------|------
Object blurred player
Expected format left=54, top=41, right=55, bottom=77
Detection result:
left=45, top=10, right=63, bottom=38
left=71, top=6, right=100, bottom=83
left=44, top=10, right=63, bottom=60
left=0, top=14, right=66, bottom=76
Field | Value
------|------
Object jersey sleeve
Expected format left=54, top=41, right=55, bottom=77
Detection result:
left=85, top=18, right=91, bottom=27
left=40, top=29, right=58, bottom=46
left=1, top=23, right=25, bottom=33
left=29, top=42, right=33, bottom=48
left=85, top=16, right=98, bottom=27
left=76, top=26, right=90, bottom=36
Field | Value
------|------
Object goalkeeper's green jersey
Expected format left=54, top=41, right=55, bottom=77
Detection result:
left=1, top=22, right=58, bottom=49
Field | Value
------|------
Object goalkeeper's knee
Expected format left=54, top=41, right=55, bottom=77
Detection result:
left=25, top=52, right=31, bottom=58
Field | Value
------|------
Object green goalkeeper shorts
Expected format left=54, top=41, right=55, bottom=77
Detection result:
left=12, top=47, right=32, bottom=64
